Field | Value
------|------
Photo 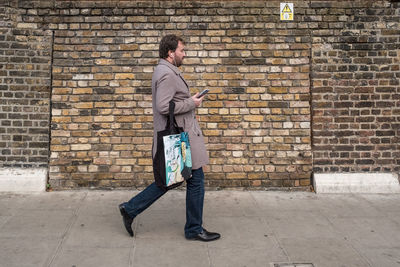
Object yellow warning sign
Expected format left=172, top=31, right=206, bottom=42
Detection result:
left=280, top=3, right=294, bottom=21
left=283, top=4, right=292, bottom=13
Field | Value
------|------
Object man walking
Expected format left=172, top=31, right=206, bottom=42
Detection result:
left=118, top=34, right=220, bottom=242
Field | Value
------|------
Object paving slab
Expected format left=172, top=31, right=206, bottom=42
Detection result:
left=51, top=247, right=132, bottom=267
left=358, top=194, right=400, bottom=212
left=0, top=190, right=399, bottom=267
left=132, top=238, right=209, bottom=267
left=278, top=237, right=371, bottom=267
left=19, top=191, right=87, bottom=211
left=0, top=215, right=11, bottom=229
left=328, top=216, right=400, bottom=248
left=205, top=216, right=274, bottom=249
left=209, top=247, right=288, bottom=267
left=205, top=190, right=261, bottom=217
left=250, top=191, right=320, bottom=212
left=0, top=237, right=59, bottom=267
left=0, top=210, right=74, bottom=239
left=265, top=210, right=340, bottom=239
left=360, top=247, right=400, bottom=267
left=63, top=214, right=133, bottom=248
left=134, top=209, right=186, bottom=240
left=389, top=212, right=400, bottom=225
left=0, top=193, right=31, bottom=216
left=314, top=194, right=385, bottom=218
left=78, top=190, right=135, bottom=216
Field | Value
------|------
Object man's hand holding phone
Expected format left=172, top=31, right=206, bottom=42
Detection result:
left=192, top=89, right=209, bottom=107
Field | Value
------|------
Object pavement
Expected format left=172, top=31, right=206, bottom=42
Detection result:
left=0, top=190, right=399, bottom=267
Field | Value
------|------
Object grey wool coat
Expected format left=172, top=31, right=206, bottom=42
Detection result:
left=151, top=59, right=209, bottom=170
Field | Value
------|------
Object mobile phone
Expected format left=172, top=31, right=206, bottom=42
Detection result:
left=198, top=89, right=209, bottom=97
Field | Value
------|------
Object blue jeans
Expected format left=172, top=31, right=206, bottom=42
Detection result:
left=122, top=168, right=205, bottom=238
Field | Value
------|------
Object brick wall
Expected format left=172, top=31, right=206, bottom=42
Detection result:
left=311, top=1, right=400, bottom=174
left=1, top=0, right=398, bottom=189
left=46, top=0, right=313, bottom=189
left=0, top=0, right=52, bottom=168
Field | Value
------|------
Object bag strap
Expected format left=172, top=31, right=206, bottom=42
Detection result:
left=167, top=101, right=179, bottom=134
left=168, top=101, right=175, bottom=132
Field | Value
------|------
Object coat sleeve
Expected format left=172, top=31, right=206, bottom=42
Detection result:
left=155, top=71, right=196, bottom=115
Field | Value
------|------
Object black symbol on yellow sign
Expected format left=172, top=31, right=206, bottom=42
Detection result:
left=282, top=4, right=292, bottom=13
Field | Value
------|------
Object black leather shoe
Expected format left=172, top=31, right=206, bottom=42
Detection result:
left=119, top=204, right=134, bottom=237
left=187, top=229, right=221, bottom=242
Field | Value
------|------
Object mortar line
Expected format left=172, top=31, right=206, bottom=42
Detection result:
left=206, top=243, right=213, bottom=267
left=248, top=191, right=291, bottom=263
left=358, top=194, right=400, bottom=227
left=44, top=191, right=88, bottom=267
left=318, top=198, right=374, bottom=267
left=308, top=0, right=315, bottom=190
left=128, top=218, right=138, bottom=267
left=46, top=29, right=55, bottom=191
left=128, top=236, right=136, bottom=267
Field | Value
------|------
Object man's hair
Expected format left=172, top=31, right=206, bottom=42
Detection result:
left=159, top=34, right=184, bottom=59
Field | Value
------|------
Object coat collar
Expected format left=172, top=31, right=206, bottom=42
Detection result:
left=159, top=59, right=181, bottom=75
left=158, top=59, right=189, bottom=89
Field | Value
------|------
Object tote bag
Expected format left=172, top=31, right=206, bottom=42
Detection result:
left=153, top=101, right=192, bottom=190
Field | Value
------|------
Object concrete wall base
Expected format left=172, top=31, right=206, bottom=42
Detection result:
left=313, top=173, right=400, bottom=193
left=0, top=168, right=47, bottom=192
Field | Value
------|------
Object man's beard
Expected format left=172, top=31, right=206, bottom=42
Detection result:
left=174, top=57, right=183, bottom=67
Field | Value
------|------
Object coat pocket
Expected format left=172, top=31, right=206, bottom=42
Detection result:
left=187, top=117, right=202, bottom=137
left=183, top=116, right=197, bottom=135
